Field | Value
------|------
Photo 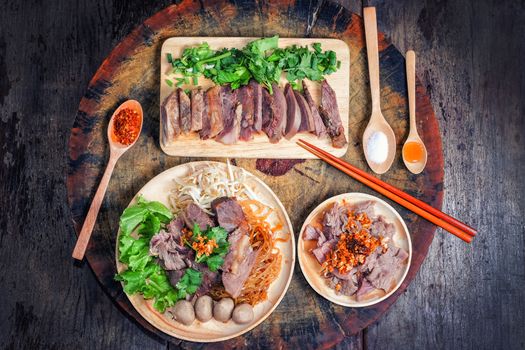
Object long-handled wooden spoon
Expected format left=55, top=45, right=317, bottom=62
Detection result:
left=362, top=7, right=396, bottom=174
left=402, top=50, right=428, bottom=174
left=72, top=100, right=143, bottom=261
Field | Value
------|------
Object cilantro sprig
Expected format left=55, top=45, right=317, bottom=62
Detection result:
left=167, top=35, right=340, bottom=92
left=188, top=224, right=230, bottom=272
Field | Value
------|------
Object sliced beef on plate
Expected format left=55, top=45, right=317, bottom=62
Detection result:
left=332, top=267, right=358, bottom=281
left=358, top=246, right=382, bottom=274
left=261, top=88, right=272, bottom=130
left=150, top=228, right=189, bottom=270
left=302, top=81, right=327, bottom=137
left=370, top=215, right=396, bottom=239
left=190, top=88, right=205, bottom=131
left=355, top=278, right=376, bottom=301
left=215, top=86, right=240, bottom=144
left=206, top=86, right=224, bottom=138
left=340, top=278, right=359, bottom=296
left=165, top=216, right=185, bottom=239
left=349, top=200, right=375, bottom=218
left=168, top=270, right=185, bottom=288
left=319, top=80, right=347, bottom=148
left=250, top=80, right=263, bottom=132
left=263, top=83, right=287, bottom=143
left=199, top=89, right=212, bottom=139
left=365, top=246, right=408, bottom=291
left=178, top=88, right=192, bottom=133
left=322, top=202, right=348, bottom=239
left=237, top=85, right=255, bottom=141
left=211, top=197, right=247, bottom=232
left=311, top=238, right=337, bottom=264
left=283, top=83, right=301, bottom=139
left=295, top=90, right=315, bottom=132
left=221, top=226, right=259, bottom=298
left=182, top=202, right=214, bottom=231
left=160, top=90, right=180, bottom=144
left=303, top=224, right=322, bottom=240
left=195, top=264, right=220, bottom=297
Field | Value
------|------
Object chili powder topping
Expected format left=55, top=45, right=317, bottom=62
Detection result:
left=113, top=108, right=141, bottom=145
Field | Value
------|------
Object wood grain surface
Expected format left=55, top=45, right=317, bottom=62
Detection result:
left=0, top=0, right=523, bottom=349
left=160, top=37, right=350, bottom=158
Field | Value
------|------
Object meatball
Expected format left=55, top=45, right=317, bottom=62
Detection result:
left=232, top=304, right=254, bottom=324
left=213, top=298, right=234, bottom=322
left=195, top=295, right=213, bottom=322
left=171, top=300, right=195, bottom=326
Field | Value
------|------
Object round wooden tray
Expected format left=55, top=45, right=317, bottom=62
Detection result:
left=67, top=1, right=444, bottom=348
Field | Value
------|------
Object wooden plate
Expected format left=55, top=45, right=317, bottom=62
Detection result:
left=159, top=37, right=350, bottom=159
left=115, top=161, right=295, bottom=342
left=298, top=193, right=412, bottom=307
left=67, top=1, right=444, bottom=346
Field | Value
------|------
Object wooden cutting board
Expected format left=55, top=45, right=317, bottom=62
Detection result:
left=159, top=37, right=350, bottom=158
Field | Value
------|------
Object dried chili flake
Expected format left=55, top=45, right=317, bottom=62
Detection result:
left=113, top=108, right=141, bottom=145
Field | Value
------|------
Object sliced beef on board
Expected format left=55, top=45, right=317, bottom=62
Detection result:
left=237, top=85, right=255, bottom=141
left=182, top=202, right=214, bottom=231
left=206, top=85, right=224, bottom=138
left=221, top=225, right=259, bottom=298
left=263, top=83, right=287, bottom=143
left=211, top=197, right=247, bottom=232
left=295, top=90, right=315, bottom=132
left=283, top=84, right=301, bottom=139
left=250, top=80, right=263, bottom=132
left=215, top=86, right=240, bottom=145
left=161, top=90, right=180, bottom=144
left=302, top=81, right=327, bottom=137
left=178, top=88, right=192, bottom=133
left=261, top=88, right=272, bottom=130
left=319, top=80, right=347, bottom=148
left=190, top=88, right=205, bottom=131
left=199, top=88, right=212, bottom=139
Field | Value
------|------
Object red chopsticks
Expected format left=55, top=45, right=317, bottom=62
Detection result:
left=297, top=139, right=476, bottom=243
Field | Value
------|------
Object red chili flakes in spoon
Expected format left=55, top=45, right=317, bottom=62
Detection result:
left=113, top=108, right=141, bottom=145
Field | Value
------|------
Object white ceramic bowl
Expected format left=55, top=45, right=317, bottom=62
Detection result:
left=298, top=192, right=412, bottom=307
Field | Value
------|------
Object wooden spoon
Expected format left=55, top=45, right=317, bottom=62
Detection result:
left=362, top=7, right=396, bottom=174
left=72, top=100, right=143, bottom=261
left=402, top=50, right=428, bottom=174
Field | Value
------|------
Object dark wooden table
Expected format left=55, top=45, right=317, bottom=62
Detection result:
left=1, top=0, right=523, bottom=349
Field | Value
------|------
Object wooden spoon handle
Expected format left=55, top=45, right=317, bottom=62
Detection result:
left=72, top=155, right=117, bottom=260
left=406, top=50, right=417, bottom=134
left=364, top=7, right=381, bottom=114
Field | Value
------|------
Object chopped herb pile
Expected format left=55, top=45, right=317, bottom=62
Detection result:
left=187, top=224, right=230, bottom=272
left=166, top=35, right=340, bottom=92
left=115, top=196, right=203, bottom=313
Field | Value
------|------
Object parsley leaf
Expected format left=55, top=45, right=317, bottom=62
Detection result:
left=175, top=268, right=203, bottom=299
left=189, top=225, right=230, bottom=272
left=165, top=36, right=340, bottom=91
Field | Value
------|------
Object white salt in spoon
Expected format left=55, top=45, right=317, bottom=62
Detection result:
left=362, top=7, right=396, bottom=174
